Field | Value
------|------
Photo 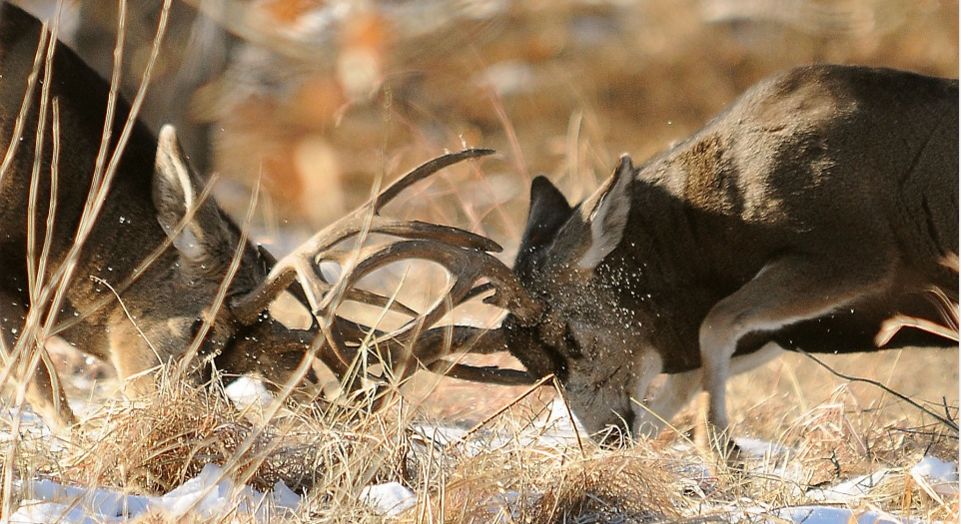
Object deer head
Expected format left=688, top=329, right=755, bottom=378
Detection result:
left=419, top=156, right=661, bottom=438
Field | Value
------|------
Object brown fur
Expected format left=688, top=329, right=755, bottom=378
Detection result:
left=502, top=64, right=958, bottom=440
left=0, top=4, right=317, bottom=431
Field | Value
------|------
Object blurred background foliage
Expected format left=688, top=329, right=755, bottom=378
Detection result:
left=15, top=0, right=959, bottom=241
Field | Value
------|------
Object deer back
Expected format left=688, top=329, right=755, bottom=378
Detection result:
left=502, top=65, right=958, bottom=435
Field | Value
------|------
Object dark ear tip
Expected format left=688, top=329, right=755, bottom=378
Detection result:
left=531, top=175, right=554, bottom=193
left=530, top=175, right=565, bottom=201
left=616, top=153, right=635, bottom=173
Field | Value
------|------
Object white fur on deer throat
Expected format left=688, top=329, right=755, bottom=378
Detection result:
left=628, top=349, right=663, bottom=405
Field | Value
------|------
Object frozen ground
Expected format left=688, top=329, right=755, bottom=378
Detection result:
left=3, top=382, right=957, bottom=523
left=12, top=464, right=299, bottom=523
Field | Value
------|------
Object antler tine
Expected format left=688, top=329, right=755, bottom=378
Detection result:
left=364, top=219, right=502, bottom=252
left=381, top=323, right=537, bottom=386
left=314, top=240, right=543, bottom=387
left=459, top=282, right=495, bottom=305
left=314, top=299, right=532, bottom=390
left=373, top=148, right=495, bottom=212
left=430, top=361, right=536, bottom=386
left=317, top=240, right=474, bottom=320
left=315, top=314, right=397, bottom=380
left=230, top=149, right=496, bottom=322
left=310, top=148, right=499, bottom=256
left=314, top=316, right=354, bottom=379
left=318, top=240, right=542, bottom=326
left=394, top=324, right=504, bottom=362
left=346, top=288, right=419, bottom=317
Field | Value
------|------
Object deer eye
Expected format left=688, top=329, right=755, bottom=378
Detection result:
left=563, top=322, right=583, bottom=357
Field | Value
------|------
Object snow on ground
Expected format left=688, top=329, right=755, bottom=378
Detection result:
left=911, top=456, right=959, bottom=499
left=734, top=436, right=792, bottom=458
left=4, top=388, right=302, bottom=522
left=747, top=505, right=928, bottom=524
left=807, top=469, right=892, bottom=503
left=224, top=375, right=275, bottom=412
left=390, top=400, right=959, bottom=522
left=409, top=397, right=583, bottom=456
left=360, top=482, right=417, bottom=517
left=11, top=464, right=300, bottom=523
left=377, top=400, right=956, bottom=521
left=4, top=396, right=957, bottom=522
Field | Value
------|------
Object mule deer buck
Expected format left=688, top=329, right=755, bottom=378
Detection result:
left=0, top=3, right=541, bottom=432
left=433, top=64, right=959, bottom=444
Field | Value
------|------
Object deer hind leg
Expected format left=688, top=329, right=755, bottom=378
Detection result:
left=699, top=256, right=891, bottom=436
left=0, top=290, right=76, bottom=433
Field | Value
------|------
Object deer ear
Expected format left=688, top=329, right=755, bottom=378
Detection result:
left=577, top=154, right=634, bottom=269
left=515, top=176, right=574, bottom=277
left=153, top=125, right=231, bottom=267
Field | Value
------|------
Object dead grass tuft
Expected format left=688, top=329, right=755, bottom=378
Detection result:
left=61, top=377, right=305, bottom=493
left=525, top=451, right=686, bottom=523
left=55, top=375, right=413, bottom=496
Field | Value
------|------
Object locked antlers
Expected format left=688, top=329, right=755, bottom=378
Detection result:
left=228, top=149, right=542, bottom=384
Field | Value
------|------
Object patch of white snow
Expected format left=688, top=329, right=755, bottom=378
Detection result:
left=771, top=505, right=923, bottom=524
left=15, top=463, right=300, bottom=522
left=360, top=482, right=416, bottom=516
left=910, top=455, right=959, bottom=497
left=224, top=376, right=273, bottom=411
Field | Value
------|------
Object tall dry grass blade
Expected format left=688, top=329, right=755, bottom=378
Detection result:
left=25, top=16, right=59, bottom=303
left=1, top=8, right=62, bottom=517
left=449, top=373, right=555, bottom=449
left=487, top=78, right=528, bottom=181
left=178, top=177, right=260, bottom=374
left=552, top=376, right=586, bottom=457
left=88, top=0, right=127, bottom=203
left=565, top=110, right=583, bottom=186
left=0, top=19, right=48, bottom=187
left=92, top=277, right=162, bottom=362
left=1, top=0, right=169, bottom=513
left=35, top=99, right=61, bottom=298
left=6, top=0, right=143, bottom=364
left=16, top=0, right=169, bottom=353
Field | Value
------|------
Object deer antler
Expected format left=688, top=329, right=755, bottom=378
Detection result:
left=229, top=149, right=542, bottom=384
left=230, top=149, right=500, bottom=321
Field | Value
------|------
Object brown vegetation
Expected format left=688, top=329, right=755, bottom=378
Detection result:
left=3, top=0, right=958, bottom=521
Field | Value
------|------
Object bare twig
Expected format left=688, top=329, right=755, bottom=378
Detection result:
left=449, top=373, right=555, bottom=449
left=797, top=350, right=959, bottom=433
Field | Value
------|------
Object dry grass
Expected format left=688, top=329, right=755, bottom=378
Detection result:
left=1, top=1, right=958, bottom=522
left=2, top=345, right=957, bottom=522
left=64, top=380, right=319, bottom=494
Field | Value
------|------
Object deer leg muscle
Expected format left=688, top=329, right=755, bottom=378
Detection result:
left=699, top=256, right=893, bottom=431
